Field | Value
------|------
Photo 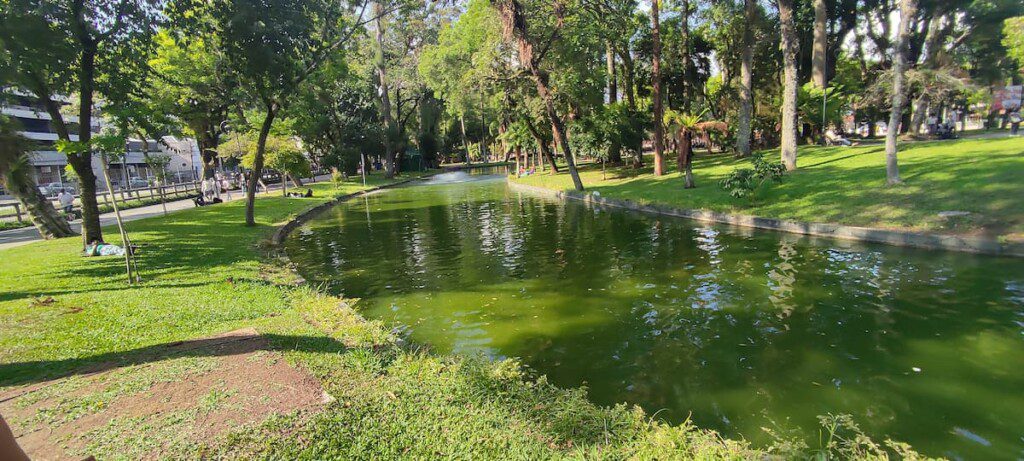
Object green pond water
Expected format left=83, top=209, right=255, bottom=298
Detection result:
left=285, top=172, right=1024, bottom=459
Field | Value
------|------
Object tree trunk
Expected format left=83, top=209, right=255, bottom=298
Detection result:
left=67, top=154, right=101, bottom=242
left=674, top=129, right=695, bottom=189
left=3, top=177, right=75, bottom=239
left=777, top=0, right=799, bottom=171
left=618, top=49, right=637, bottom=110
left=680, top=0, right=691, bottom=109
left=523, top=116, right=559, bottom=173
left=606, top=42, right=623, bottom=164
left=682, top=130, right=695, bottom=189
left=885, top=0, right=918, bottom=185
left=73, top=45, right=103, bottom=244
left=245, top=106, right=276, bottom=226
left=460, top=116, right=472, bottom=165
left=374, top=1, right=398, bottom=179
left=735, top=0, right=755, bottom=157
left=198, top=130, right=220, bottom=180
left=909, top=93, right=929, bottom=135
left=811, top=0, right=827, bottom=88
left=908, top=16, right=945, bottom=136
left=497, top=0, right=582, bottom=191
left=515, top=145, right=522, bottom=175
left=651, top=0, right=665, bottom=176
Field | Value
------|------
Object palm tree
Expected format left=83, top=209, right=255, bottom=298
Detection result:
left=665, top=109, right=716, bottom=189
left=0, top=117, right=75, bottom=239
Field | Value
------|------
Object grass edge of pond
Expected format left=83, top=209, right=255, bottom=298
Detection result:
left=0, top=176, right=934, bottom=459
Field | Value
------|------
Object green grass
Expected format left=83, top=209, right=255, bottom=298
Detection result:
left=0, top=172, right=928, bottom=459
left=516, top=137, right=1024, bottom=239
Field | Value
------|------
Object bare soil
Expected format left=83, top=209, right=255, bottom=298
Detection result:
left=0, top=328, right=328, bottom=460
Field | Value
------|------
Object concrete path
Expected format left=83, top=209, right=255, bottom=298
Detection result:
left=0, top=176, right=329, bottom=251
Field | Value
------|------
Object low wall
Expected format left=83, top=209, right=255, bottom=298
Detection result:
left=508, top=180, right=1024, bottom=257
left=271, top=176, right=431, bottom=247
left=440, top=162, right=512, bottom=171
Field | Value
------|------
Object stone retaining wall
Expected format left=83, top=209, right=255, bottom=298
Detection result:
left=508, top=180, right=1024, bottom=257
left=271, top=176, right=430, bottom=247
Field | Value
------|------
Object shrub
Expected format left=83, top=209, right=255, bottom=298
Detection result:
left=330, top=167, right=344, bottom=189
left=719, top=152, right=786, bottom=198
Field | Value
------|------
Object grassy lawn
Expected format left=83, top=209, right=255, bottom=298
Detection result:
left=0, top=172, right=921, bottom=459
left=515, top=137, right=1024, bottom=240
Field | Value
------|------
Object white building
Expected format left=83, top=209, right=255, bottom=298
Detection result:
left=1, top=92, right=202, bottom=194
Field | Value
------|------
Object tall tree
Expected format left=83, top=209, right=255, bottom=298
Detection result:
left=678, top=0, right=692, bottom=109
left=735, top=0, right=756, bottom=157
left=494, top=0, right=584, bottom=191
left=884, top=0, right=918, bottom=185
left=149, top=29, right=236, bottom=180
left=212, top=0, right=384, bottom=225
left=373, top=0, right=400, bottom=178
left=777, top=0, right=799, bottom=171
left=1, top=0, right=158, bottom=244
left=651, top=0, right=665, bottom=176
left=811, top=0, right=828, bottom=88
left=907, top=13, right=947, bottom=135
left=605, top=42, right=623, bottom=164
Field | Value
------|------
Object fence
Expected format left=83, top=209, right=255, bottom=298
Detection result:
left=1, top=181, right=201, bottom=224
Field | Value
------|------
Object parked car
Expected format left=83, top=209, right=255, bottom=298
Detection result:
left=126, top=178, right=150, bottom=190
left=46, top=182, right=75, bottom=196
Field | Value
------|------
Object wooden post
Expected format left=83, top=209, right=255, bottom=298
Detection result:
left=14, top=204, right=22, bottom=222
left=100, top=155, right=138, bottom=284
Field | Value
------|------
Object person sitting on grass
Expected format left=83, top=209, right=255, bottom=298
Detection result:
left=193, top=193, right=223, bottom=207
left=84, top=238, right=136, bottom=257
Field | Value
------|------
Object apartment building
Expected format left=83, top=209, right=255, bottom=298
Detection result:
left=1, top=92, right=202, bottom=194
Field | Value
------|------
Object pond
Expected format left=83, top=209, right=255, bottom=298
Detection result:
left=285, top=172, right=1024, bottom=459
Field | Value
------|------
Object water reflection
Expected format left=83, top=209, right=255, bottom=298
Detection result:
left=286, top=179, right=1024, bottom=459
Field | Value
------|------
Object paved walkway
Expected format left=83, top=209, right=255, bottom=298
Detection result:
left=0, top=191, right=233, bottom=250
left=0, top=178, right=328, bottom=250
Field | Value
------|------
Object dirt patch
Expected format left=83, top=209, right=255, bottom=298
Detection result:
left=0, top=328, right=329, bottom=460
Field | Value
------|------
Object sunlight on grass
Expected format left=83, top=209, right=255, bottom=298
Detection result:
left=515, top=138, right=1024, bottom=238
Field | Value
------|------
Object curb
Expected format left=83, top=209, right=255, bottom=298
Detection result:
left=440, top=162, right=512, bottom=171
left=271, top=174, right=435, bottom=247
left=507, top=180, right=1024, bottom=257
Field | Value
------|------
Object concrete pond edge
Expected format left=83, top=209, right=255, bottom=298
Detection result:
left=507, top=180, right=1024, bottom=258
left=271, top=175, right=435, bottom=248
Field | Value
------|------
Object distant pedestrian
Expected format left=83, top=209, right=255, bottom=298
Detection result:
left=56, top=189, right=74, bottom=214
left=1010, top=111, right=1021, bottom=135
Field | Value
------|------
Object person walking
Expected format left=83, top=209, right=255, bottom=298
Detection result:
left=56, top=188, right=75, bottom=215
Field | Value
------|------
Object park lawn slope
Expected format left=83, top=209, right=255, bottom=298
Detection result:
left=0, top=176, right=927, bottom=459
left=515, top=137, right=1024, bottom=240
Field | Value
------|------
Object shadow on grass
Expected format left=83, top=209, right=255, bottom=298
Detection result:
left=0, top=332, right=349, bottom=389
